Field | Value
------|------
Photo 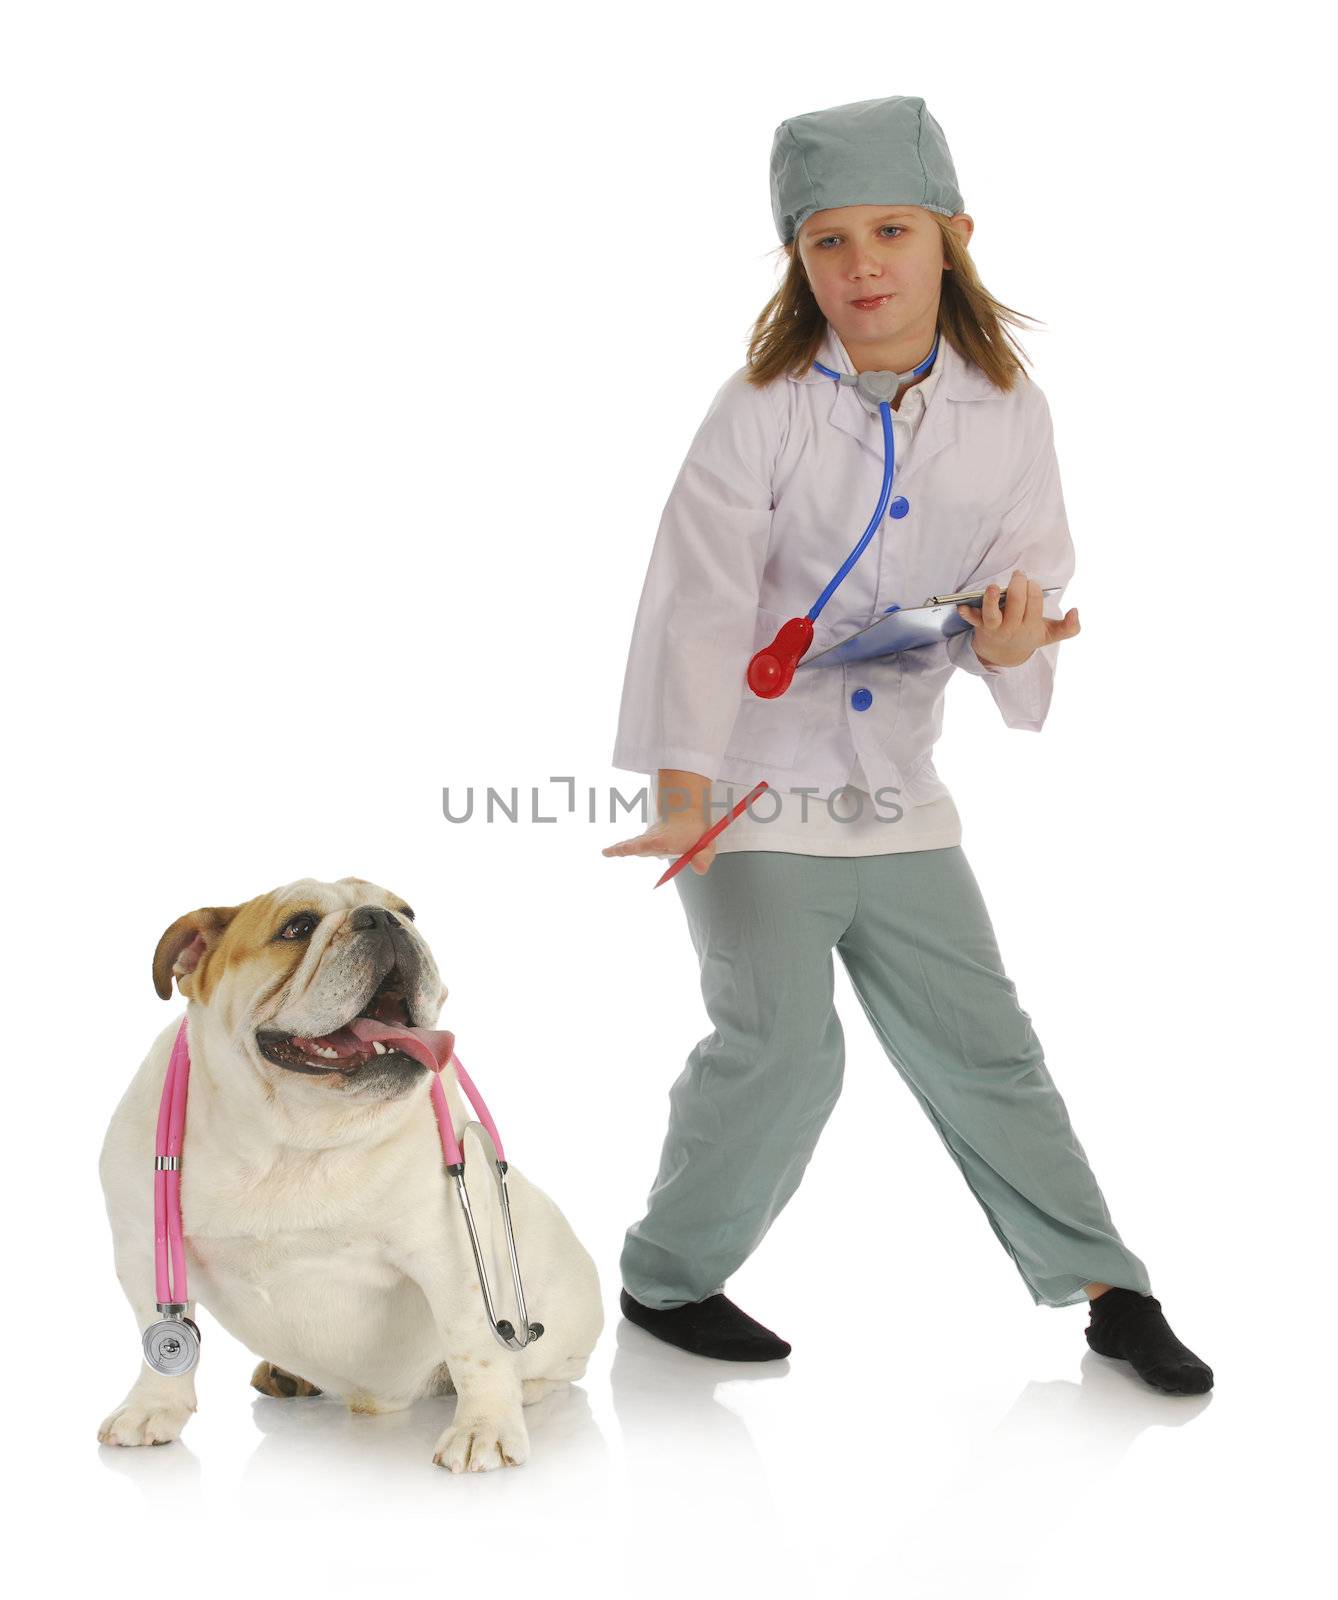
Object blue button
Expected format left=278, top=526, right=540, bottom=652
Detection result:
left=851, top=688, right=873, bottom=712
left=888, top=496, right=910, bottom=519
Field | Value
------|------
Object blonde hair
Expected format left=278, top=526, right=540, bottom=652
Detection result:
left=744, top=211, right=1041, bottom=392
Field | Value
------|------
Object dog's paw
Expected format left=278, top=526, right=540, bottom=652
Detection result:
left=251, top=1360, right=323, bottom=1398
left=432, top=1411, right=530, bottom=1472
left=97, top=1397, right=194, bottom=1447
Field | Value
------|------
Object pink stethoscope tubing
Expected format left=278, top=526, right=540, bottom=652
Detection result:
left=152, top=1018, right=191, bottom=1306
left=147, top=1015, right=542, bottom=1369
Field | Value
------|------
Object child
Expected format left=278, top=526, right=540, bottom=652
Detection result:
left=603, top=95, right=1211, bottom=1395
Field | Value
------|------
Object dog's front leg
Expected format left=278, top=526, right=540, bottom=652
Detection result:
left=96, top=1229, right=199, bottom=1448
left=399, top=1246, right=529, bottom=1472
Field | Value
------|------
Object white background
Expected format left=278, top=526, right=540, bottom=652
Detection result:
left=4, top=3, right=1332, bottom=1595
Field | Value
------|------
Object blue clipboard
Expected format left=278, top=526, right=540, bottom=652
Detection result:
left=796, top=585, right=1063, bottom=671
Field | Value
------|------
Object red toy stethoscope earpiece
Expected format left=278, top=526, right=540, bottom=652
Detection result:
left=746, top=615, right=814, bottom=699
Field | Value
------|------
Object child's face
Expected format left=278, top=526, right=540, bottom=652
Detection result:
left=790, top=203, right=972, bottom=351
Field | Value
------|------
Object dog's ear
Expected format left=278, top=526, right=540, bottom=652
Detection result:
left=153, top=906, right=239, bottom=1000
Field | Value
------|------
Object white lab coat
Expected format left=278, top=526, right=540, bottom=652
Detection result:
left=611, top=322, right=1076, bottom=805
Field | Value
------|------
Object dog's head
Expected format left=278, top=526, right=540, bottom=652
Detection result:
left=153, top=877, right=450, bottom=1101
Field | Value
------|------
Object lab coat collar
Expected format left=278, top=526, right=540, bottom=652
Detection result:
left=793, top=320, right=996, bottom=483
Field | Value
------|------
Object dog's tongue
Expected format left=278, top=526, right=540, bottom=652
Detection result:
left=331, top=1017, right=456, bottom=1073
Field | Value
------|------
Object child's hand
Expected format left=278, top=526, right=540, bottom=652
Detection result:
left=955, top=568, right=1080, bottom=669
left=602, top=814, right=717, bottom=875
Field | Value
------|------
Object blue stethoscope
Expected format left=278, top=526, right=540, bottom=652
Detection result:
left=745, top=332, right=940, bottom=700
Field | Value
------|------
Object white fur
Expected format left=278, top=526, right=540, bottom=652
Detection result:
left=96, top=882, right=603, bottom=1471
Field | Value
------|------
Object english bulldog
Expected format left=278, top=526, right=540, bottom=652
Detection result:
left=97, top=876, right=603, bottom=1471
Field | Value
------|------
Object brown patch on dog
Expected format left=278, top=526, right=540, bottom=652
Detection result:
left=348, top=1394, right=381, bottom=1415
left=154, top=889, right=330, bottom=1006
left=155, top=881, right=419, bottom=1007
left=250, top=1359, right=323, bottom=1398
left=201, top=891, right=318, bottom=1005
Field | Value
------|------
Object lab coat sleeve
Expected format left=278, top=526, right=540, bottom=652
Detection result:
left=945, top=385, right=1076, bottom=732
left=611, top=370, right=780, bottom=780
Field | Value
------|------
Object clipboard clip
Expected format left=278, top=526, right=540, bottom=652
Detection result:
left=921, top=584, right=1054, bottom=607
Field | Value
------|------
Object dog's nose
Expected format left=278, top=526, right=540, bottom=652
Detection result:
left=349, top=905, right=400, bottom=932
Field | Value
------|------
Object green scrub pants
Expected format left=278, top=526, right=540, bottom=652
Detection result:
left=620, top=846, right=1152, bottom=1311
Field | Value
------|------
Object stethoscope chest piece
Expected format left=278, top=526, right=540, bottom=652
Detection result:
left=142, top=1306, right=201, bottom=1376
left=844, top=369, right=902, bottom=409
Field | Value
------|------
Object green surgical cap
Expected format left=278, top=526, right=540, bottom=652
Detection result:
left=769, top=95, right=964, bottom=245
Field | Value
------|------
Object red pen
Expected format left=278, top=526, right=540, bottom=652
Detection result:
left=654, top=781, right=770, bottom=888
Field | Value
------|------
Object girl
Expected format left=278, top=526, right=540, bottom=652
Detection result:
left=603, top=95, right=1211, bottom=1395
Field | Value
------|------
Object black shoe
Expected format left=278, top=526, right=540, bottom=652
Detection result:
left=619, top=1288, right=791, bottom=1361
left=1085, top=1288, right=1213, bottom=1394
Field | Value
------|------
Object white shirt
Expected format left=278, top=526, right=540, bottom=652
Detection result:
left=611, top=322, right=1074, bottom=815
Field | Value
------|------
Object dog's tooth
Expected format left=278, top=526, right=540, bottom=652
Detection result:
left=372, top=1041, right=386, bottom=1055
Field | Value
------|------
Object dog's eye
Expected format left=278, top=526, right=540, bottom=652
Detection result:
left=396, top=905, right=415, bottom=922
left=277, top=912, right=319, bottom=942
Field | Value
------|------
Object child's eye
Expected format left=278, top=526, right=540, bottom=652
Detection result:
left=816, top=225, right=903, bottom=249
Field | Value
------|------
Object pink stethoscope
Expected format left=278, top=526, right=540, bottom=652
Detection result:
left=142, top=1015, right=545, bottom=1377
